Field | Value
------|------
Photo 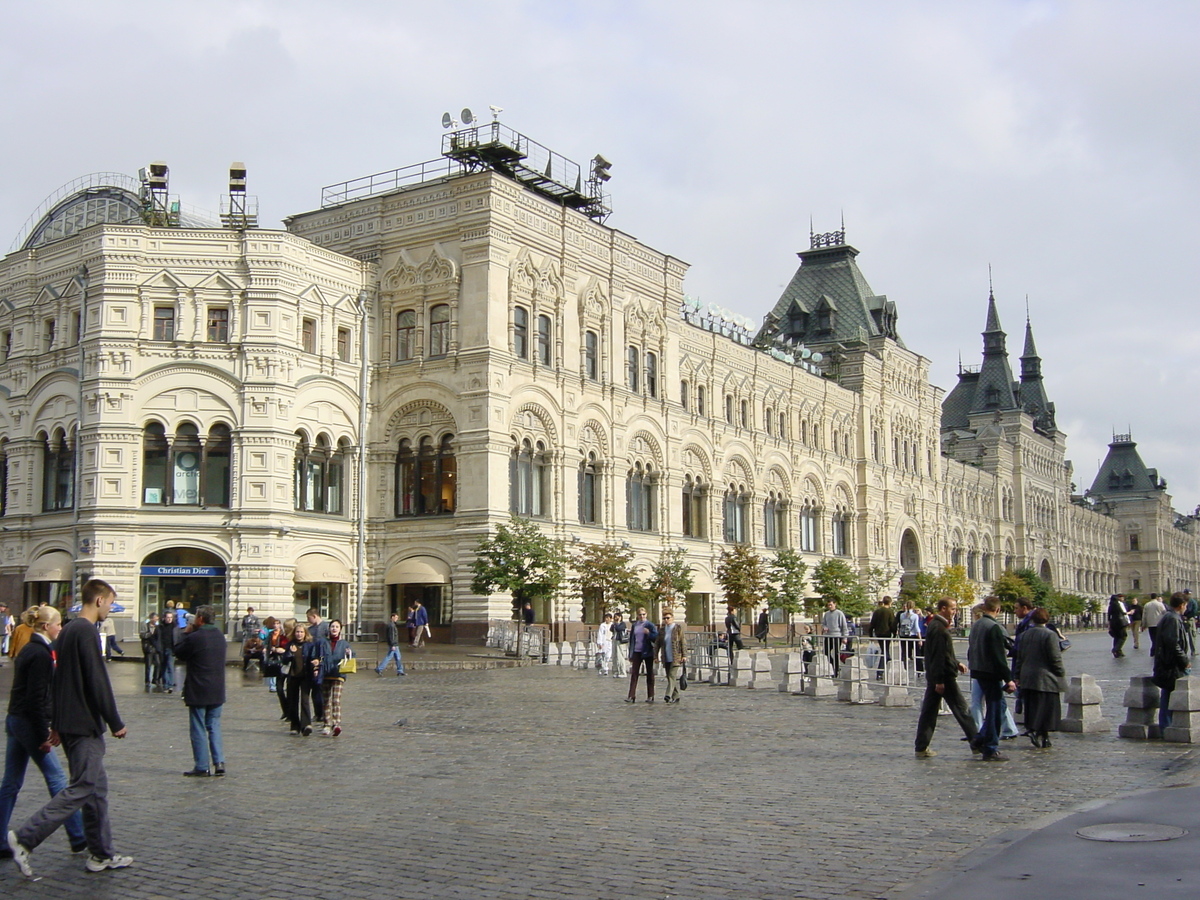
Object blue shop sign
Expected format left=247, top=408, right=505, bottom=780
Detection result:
left=140, top=566, right=227, bottom=577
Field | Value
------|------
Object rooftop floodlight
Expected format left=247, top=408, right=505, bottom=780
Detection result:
left=228, top=162, right=247, bottom=193
left=147, top=161, right=169, bottom=187
left=591, top=154, right=612, bottom=182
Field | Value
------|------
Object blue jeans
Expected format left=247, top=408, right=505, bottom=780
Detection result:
left=1160, top=685, right=1174, bottom=732
left=0, top=714, right=85, bottom=847
left=970, top=677, right=1019, bottom=738
left=160, top=650, right=176, bottom=689
left=187, top=705, right=224, bottom=772
left=376, top=646, right=405, bottom=675
left=976, top=677, right=1006, bottom=756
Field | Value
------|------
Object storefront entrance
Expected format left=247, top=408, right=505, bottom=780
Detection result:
left=141, top=548, right=227, bottom=627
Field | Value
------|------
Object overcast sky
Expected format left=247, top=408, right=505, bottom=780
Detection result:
left=4, top=0, right=1197, bottom=511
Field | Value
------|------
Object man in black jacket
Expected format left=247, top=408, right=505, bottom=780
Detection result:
left=1154, top=593, right=1192, bottom=732
left=914, top=598, right=978, bottom=758
left=8, top=579, right=131, bottom=878
left=968, top=595, right=1015, bottom=762
left=174, top=605, right=227, bottom=777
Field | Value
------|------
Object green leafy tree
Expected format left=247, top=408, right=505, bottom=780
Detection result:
left=899, top=570, right=939, bottom=611
left=767, top=548, right=810, bottom=640
left=1045, top=590, right=1088, bottom=620
left=1012, top=567, right=1053, bottom=606
left=716, top=544, right=771, bottom=611
left=569, top=541, right=646, bottom=619
left=470, top=517, right=566, bottom=617
left=646, top=547, right=694, bottom=614
left=933, top=564, right=977, bottom=606
left=991, top=571, right=1034, bottom=613
left=810, top=558, right=869, bottom=618
left=862, top=565, right=896, bottom=603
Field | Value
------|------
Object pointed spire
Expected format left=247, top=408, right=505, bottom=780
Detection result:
left=984, top=289, right=1003, bottom=334
left=1021, top=316, right=1039, bottom=361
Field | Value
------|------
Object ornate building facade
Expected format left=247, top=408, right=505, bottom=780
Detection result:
left=1, top=128, right=1196, bottom=637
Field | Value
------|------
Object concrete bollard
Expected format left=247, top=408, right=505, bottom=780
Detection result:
left=804, top=654, right=837, bottom=698
left=780, top=651, right=807, bottom=694
left=838, top=656, right=872, bottom=704
left=748, top=651, right=777, bottom=690
left=876, top=684, right=914, bottom=707
left=730, top=650, right=754, bottom=688
left=1061, top=674, right=1110, bottom=733
left=1119, top=675, right=1162, bottom=740
left=1164, top=676, right=1200, bottom=743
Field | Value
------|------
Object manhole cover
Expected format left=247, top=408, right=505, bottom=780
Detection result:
left=1076, top=822, right=1188, bottom=842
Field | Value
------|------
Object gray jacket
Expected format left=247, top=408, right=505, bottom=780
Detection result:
left=1017, top=625, right=1066, bottom=693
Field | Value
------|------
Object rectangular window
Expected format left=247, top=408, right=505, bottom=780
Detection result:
left=800, top=510, right=818, bottom=552
left=336, top=327, right=350, bottom=361
left=680, top=380, right=690, bottom=412
left=832, top=517, right=848, bottom=556
left=536, top=314, right=552, bottom=365
left=513, top=307, right=529, bottom=360
left=1129, top=534, right=1140, bottom=552
left=2, top=331, right=10, bottom=360
left=207, top=307, right=229, bottom=342
left=645, top=352, right=658, bottom=398
left=301, top=318, right=316, bottom=353
left=44, top=318, right=56, bottom=351
left=396, top=310, right=415, bottom=361
left=153, top=307, right=175, bottom=341
left=626, top=346, right=639, bottom=392
left=584, top=331, right=599, bottom=380
left=429, top=305, right=450, bottom=357
left=71, top=311, right=81, bottom=345
left=697, top=386, right=706, bottom=416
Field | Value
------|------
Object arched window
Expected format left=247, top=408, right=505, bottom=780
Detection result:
left=697, top=385, right=706, bottom=416
left=831, top=506, right=850, bottom=556
left=778, top=412, right=787, bottom=440
left=725, top=394, right=734, bottom=424
left=739, top=400, right=749, bottom=429
left=513, top=307, right=529, bottom=360
left=511, top=438, right=549, bottom=517
left=429, top=304, right=450, bottom=357
left=680, top=380, right=690, bottom=412
left=536, top=314, right=552, bottom=365
left=204, top=424, right=232, bottom=507
left=172, top=423, right=202, bottom=506
left=142, top=421, right=232, bottom=507
left=645, top=351, right=658, bottom=398
left=584, top=330, right=599, bottom=380
left=396, top=310, right=416, bottom=361
left=626, top=461, right=656, bottom=532
left=396, top=435, right=456, bottom=516
left=723, top=483, right=749, bottom=543
left=682, top=474, right=706, bottom=539
left=799, top=501, right=820, bottom=552
left=626, top=346, right=639, bottom=392
left=578, top=452, right=600, bottom=524
left=764, top=492, right=787, bottom=548
left=41, top=429, right=75, bottom=511
left=765, top=407, right=774, bottom=436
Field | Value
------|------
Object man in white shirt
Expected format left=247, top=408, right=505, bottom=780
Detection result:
left=1141, top=593, right=1167, bottom=656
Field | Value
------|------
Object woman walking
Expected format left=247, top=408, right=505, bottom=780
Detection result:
left=284, top=624, right=316, bottom=736
left=1107, top=594, right=1130, bottom=658
left=0, top=606, right=87, bottom=855
left=1017, top=608, right=1067, bottom=748
left=314, top=620, right=354, bottom=736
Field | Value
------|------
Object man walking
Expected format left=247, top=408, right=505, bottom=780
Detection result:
left=1153, top=593, right=1191, bottom=733
left=174, top=605, right=227, bottom=777
left=1142, top=593, right=1167, bottom=656
left=968, top=596, right=1015, bottom=762
left=411, top=601, right=429, bottom=648
left=8, top=579, right=131, bottom=878
left=821, top=599, right=849, bottom=676
left=655, top=609, right=686, bottom=703
left=376, top=612, right=406, bottom=676
left=914, top=598, right=979, bottom=758
left=867, top=596, right=897, bottom=680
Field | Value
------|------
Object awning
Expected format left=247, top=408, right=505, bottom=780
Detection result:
left=384, top=556, right=451, bottom=585
left=25, top=550, right=74, bottom=582
left=294, top=553, right=352, bottom=584
left=687, top=571, right=718, bottom=594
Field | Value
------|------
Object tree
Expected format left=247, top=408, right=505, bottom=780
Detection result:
left=933, top=564, right=977, bottom=607
left=810, top=558, right=869, bottom=618
left=767, top=548, right=809, bottom=639
left=470, top=517, right=566, bottom=618
left=716, top=544, right=771, bottom=611
left=991, top=571, right=1034, bottom=612
left=646, top=547, right=694, bottom=615
left=1012, top=568, right=1053, bottom=606
left=569, top=541, right=646, bottom=619
left=899, top=570, right=939, bottom=611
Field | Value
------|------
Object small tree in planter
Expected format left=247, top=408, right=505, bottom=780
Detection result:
left=569, top=541, right=646, bottom=620
left=646, top=547, right=694, bottom=618
left=716, top=544, right=771, bottom=629
left=471, top=517, right=566, bottom=646
left=767, top=548, right=809, bottom=644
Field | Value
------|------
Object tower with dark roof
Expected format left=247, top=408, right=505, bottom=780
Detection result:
left=1017, top=317, right=1057, bottom=435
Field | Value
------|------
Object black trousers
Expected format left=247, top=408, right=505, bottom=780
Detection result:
left=914, top=677, right=977, bottom=752
left=627, top=656, right=655, bottom=699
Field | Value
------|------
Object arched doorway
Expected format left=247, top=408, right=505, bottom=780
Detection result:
left=899, top=529, right=921, bottom=585
left=1039, top=559, right=1053, bottom=584
left=141, top=548, right=227, bottom=627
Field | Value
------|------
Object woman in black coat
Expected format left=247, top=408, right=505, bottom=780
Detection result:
left=1107, top=594, right=1130, bottom=658
left=1017, top=608, right=1067, bottom=748
left=157, top=609, right=179, bottom=692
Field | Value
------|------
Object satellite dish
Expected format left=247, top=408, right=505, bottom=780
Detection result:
left=461, top=107, right=475, bottom=125
left=800, top=348, right=812, bottom=359
left=441, top=112, right=453, bottom=129
left=811, top=352, right=824, bottom=363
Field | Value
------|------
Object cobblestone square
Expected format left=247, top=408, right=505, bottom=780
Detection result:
left=1, top=632, right=1194, bottom=899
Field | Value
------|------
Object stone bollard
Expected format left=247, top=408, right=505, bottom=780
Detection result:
left=838, top=656, right=872, bottom=704
left=804, top=654, right=837, bottom=698
left=780, top=652, right=807, bottom=694
left=876, top=683, right=913, bottom=707
left=883, top=658, right=910, bottom=686
left=1119, top=675, right=1162, bottom=740
left=730, top=650, right=754, bottom=688
left=1061, top=674, right=1110, bottom=733
left=574, top=642, right=590, bottom=669
left=559, top=642, right=575, bottom=667
left=1164, top=676, right=1200, bottom=743
left=748, top=651, right=776, bottom=690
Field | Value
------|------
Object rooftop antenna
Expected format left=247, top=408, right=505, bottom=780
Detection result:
left=1025, top=294, right=1030, bottom=324
left=138, top=161, right=175, bottom=226
left=988, top=263, right=993, bottom=298
left=489, top=105, right=503, bottom=121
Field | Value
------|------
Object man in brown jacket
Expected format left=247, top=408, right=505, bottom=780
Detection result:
left=655, top=610, right=687, bottom=704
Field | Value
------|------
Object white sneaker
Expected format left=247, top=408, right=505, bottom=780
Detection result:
left=7, top=830, right=34, bottom=878
left=86, top=853, right=133, bottom=872
left=321, top=726, right=332, bottom=736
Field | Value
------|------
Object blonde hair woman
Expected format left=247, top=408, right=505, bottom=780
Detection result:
left=0, top=606, right=87, bottom=852
left=6, top=607, right=38, bottom=660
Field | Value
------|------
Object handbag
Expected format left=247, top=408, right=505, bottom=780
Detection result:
left=337, top=655, right=358, bottom=675
left=1058, top=638, right=1072, bottom=651
left=679, top=669, right=688, bottom=691
left=261, top=655, right=282, bottom=676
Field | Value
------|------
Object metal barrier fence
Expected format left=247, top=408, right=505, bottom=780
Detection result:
left=685, top=631, right=731, bottom=685
left=485, top=619, right=551, bottom=662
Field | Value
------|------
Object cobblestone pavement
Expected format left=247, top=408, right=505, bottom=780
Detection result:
left=0, top=630, right=1194, bottom=900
